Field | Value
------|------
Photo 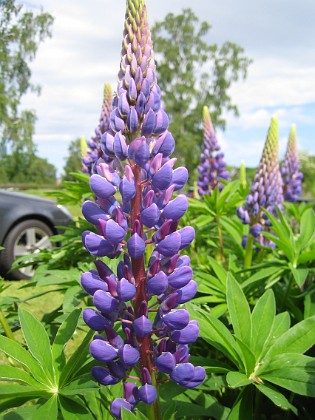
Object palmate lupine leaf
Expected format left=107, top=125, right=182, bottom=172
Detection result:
left=31, top=395, right=58, bottom=420
left=0, top=308, right=100, bottom=417
left=0, top=333, right=48, bottom=386
left=18, top=308, right=55, bottom=385
left=51, top=308, right=82, bottom=380
left=195, top=271, right=315, bottom=409
left=250, top=289, right=275, bottom=359
left=226, top=273, right=251, bottom=348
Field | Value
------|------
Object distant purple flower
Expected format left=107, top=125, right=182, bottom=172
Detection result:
left=281, top=124, right=303, bottom=202
left=80, top=1, right=205, bottom=417
left=237, top=117, right=284, bottom=248
left=197, top=106, right=229, bottom=196
left=82, top=83, right=113, bottom=174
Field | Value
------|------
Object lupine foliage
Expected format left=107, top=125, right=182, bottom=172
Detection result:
left=1, top=1, right=315, bottom=420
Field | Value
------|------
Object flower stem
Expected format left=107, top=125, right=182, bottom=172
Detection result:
left=146, top=373, right=162, bottom=420
left=216, top=218, right=225, bottom=264
left=244, top=233, right=254, bottom=269
left=0, top=309, right=15, bottom=341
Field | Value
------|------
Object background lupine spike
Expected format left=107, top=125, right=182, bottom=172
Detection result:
left=237, top=116, right=284, bottom=248
left=197, top=106, right=229, bottom=196
left=80, top=1, right=205, bottom=418
left=239, top=160, right=247, bottom=189
left=82, top=82, right=113, bottom=175
left=280, top=124, right=303, bottom=202
left=80, top=136, right=88, bottom=158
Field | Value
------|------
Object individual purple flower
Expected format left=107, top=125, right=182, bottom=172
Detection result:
left=237, top=117, right=284, bottom=248
left=197, top=106, right=229, bottom=196
left=280, top=124, right=303, bottom=202
left=82, top=83, right=113, bottom=174
left=79, top=1, right=205, bottom=417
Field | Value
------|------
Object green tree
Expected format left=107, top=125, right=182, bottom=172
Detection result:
left=63, top=138, right=82, bottom=181
left=0, top=0, right=53, bottom=153
left=1, top=151, right=56, bottom=184
left=299, top=151, right=315, bottom=198
left=151, top=8, right=252, bottom=177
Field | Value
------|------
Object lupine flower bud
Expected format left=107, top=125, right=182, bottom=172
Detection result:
left=82, top=83, right=113, bottom=174
left=197, top=106, right=229, bottom=195
left=280, top=124, right=303, bottom=202
left=237, top=117, right=284, bottom=247
left=80, top=1, right=205, bottom=417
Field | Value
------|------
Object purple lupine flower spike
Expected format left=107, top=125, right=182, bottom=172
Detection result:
left=82, top=83, right=113, bottom=174
left=280, top=124, right=303, bottom=202
left=80, top=1, right=205, bottom=417
left=237, top=117, right=284, bottom=247
left=197, top=106, right=229, bottom=196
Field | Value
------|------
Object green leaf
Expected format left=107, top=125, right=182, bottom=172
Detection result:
left=228, top=387, right=253, bottom=420
left=241, top=266, right=283, bottom=289
left=174, top=389, right=230, bottom=419
left=60, top=374, right=99, bottom=395
left=260, top=368, right=315, bottom=396
left=121, top=408, right=140, bottom=419
left=0, top=397, right=33, bottom=414
left=234, top=338, right=256, bottom=375
left=207, top=256, right=227, bottom=291
left=190, top=356, right=232, bottom=374
left=298, top=248, right=315, bottom=265
left=58, top=395, right=91, bottom=420
left=32, top=395, right=58, bottom=420
left=0, top=334, right=48, bottom=385
left=18, top=308, right=55, bottom=384
left=264, top=315, right=315, bottom=359
left=0, top=365, right=42, bottom=387
left=296, top=208, right=315, bottom=250
left=304, top=291, right=315, bottom=318
left=251, top=290, right=275, bottom=359
left=52, top=308, right=81, bottom=380
left=59, top=329, right=94, bottom=388
left=63, top=285, right=82, bottom=313
left=290, top=266, right=309, bottom=287
left=226, top=372, right=251, bottom=388
left=256, top=383, right=297, bottom=414
left=162, top=402, right=176, bottom=420
left=0, top=384, right=50, bottom=399
left=190, top=306, right=243, bottom=369
left=262, top=232, right=294, bottom=262
left=226, top=273, right=251, bottom=347
left=260, top=312, right=290, bottom=357
left=258, top=353, right=315, bottom=374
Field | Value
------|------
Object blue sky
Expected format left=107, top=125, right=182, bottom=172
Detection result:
left=22, top=0, right=315, bottom=177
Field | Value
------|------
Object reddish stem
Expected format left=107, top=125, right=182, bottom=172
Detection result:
left=130, top=163, right=154, bottom=373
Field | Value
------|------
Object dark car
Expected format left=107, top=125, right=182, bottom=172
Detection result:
left=0, top=190, right=73, bottom=280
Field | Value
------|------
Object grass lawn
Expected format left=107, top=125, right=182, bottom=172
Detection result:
left=0, top=278, right=88, bottom=365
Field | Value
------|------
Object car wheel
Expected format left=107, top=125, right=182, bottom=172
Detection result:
left=0, top=219, right=54, bottom=280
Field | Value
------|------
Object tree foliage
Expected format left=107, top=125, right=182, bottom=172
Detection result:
left=62, top=138, right=82, bottom=181
left=151, top=8, right=252, bottom=177
left=0, top=151, right=56, bottom=185
left=0, top=0, right=53, bottom=153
